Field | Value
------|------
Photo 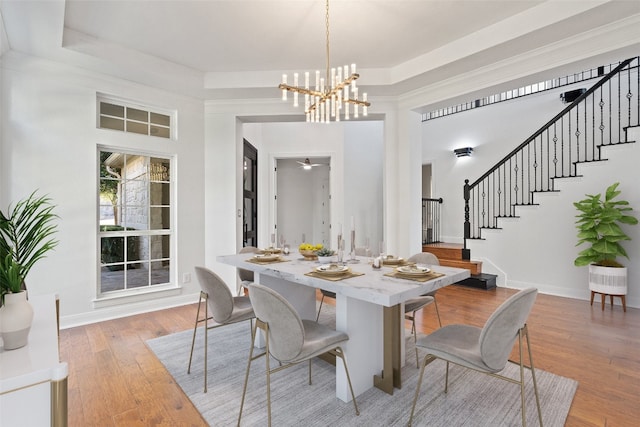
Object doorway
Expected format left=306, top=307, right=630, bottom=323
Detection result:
left=275, top=157, right=330, bottom=248
left=243, top=139, right=258, bottom=247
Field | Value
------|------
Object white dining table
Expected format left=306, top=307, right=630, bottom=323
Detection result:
left=217, top=252, right=470, bottom=402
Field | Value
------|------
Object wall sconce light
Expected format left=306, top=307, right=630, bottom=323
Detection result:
left=454, top=147, right=473, bottom=157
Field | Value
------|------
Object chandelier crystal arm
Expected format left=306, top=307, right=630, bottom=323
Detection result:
left=277, top=0, right=370, bottom=123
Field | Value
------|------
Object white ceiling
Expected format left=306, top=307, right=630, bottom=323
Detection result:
left=1, top=0, right=639, bottom=103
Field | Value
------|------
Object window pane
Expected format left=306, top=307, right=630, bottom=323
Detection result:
left=150, top=235, right=170, bottom=260
left=150, top=261, right=170, bottom=285
left=150, top=207, right=170, bottom=230
left=101, top=102, right=124, bottom=118
left=127, top=120, right=148, bottom=135
left=129, top=235, right=146, bottom=262
left=150, top=182, right=170, bottom=205
left=127, top=107, right=148, bottom=122
left=150, top=112, right=170, bottom=126
left=244, top=156, right=253, bottom=191
left=101, top=236, right=124, bottom=264
left=150, top=125, right=170, bottom=138
left=100, top=116, right=125, bottom=131
left=100, top=267, right=125, bottom=293
left=149, top=158, right=170, bottom=182
left=128, top=262, right=149, bottom=289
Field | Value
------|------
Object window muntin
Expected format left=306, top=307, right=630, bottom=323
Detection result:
left=98, top=99, right=172, bottom=139
left=99, top=150, right=172, bottom=296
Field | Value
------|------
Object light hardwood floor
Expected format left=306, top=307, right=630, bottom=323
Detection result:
left=59, top=285, right=640, bottom=426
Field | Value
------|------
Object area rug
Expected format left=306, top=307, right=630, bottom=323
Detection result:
left=147, top=305, right=577, bottom=426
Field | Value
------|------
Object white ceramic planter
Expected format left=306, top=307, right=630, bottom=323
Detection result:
left=317, top=255, right=335, bottom=264
left=0, top=291, right=34, bottom=350
left=588, top=264, right=627, bottom=295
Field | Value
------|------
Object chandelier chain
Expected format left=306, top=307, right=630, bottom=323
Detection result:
left=325, top=0, right=331, bottom=86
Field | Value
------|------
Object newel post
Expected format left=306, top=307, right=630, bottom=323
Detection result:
left=462, top=179, right=471, bottom=260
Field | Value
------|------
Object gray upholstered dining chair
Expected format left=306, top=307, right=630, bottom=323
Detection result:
left=404, top=252, right=442, bottom=367
left=408, top=287, right=542, bottom=427
left=237, top=245, right=258, bottom=295
left=187, top=266, right=255, bottom=393
left=238, top=283, right=360, bottom=426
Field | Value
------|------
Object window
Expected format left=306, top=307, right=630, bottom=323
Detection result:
left=98, top=97, right=173, bottom=139
left=98, top=150, right=172, bottom=296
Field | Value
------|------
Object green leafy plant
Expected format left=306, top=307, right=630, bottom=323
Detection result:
left=574, top=182, right=638, bottom=267
left=0, top=191, right=59, bottom=296
left=0, top=255, right=24, bottom=297
left=316, top=247, right=335, bottom=257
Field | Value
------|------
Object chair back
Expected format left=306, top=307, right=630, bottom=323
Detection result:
left=195, top=266, right=235, bottom=323
left=479, top=287, right=538, bottom=371
left=238, top=246, right=258, bottom=282
left=248, top=283, right=304, bottom=362
left=408, top=252, right=440, bottom=266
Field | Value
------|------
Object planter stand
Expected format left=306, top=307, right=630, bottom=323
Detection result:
left=588, top=264, right=627, bottom=312
left=590, top=291, right=626, bottom=312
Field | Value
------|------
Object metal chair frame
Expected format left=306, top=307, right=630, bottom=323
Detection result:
left=409, top=323, right=543, bottom=427
left=238, top=319, right=360, bottom=426
left=187, top=290, right=254, bottom=393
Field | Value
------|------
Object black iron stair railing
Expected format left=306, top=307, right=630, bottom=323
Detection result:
left=463, top=56, right=639, bottom=259
left=422, top=197, right=443, bottom=244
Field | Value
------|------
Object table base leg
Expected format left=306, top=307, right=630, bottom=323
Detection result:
left=373, top=304, right=401, bottom=394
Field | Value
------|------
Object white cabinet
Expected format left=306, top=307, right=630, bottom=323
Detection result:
left=0, top=294, right=68, bottom=426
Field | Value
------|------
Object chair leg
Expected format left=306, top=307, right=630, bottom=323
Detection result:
left=523, top=325, right=543, bottom=427
left=411, top=311, right=420, bottom=369
left=238, top=320, right=259, bottom=427
left=444, top=361, right=450, bottom=393
left=409, top=354, right=435, bottom=426
left=433, top=297, right=442, bottom=327
left=264, top=326, right=272, bottom=427
left=187, top=291, right=204, bottom=375
left=316, top=294, right=326, bottom=322
left=203, top=294, right=209, bottom=393
left=334, top=347, right=360, bottom=416
left=187, top=291, right=210, bottom=393
left=518, top=331, right=527, bottom=427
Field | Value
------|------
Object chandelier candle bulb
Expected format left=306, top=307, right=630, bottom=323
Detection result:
left=282, top=74, right=287, bottom=100
left=363, top=93, right=368, bottom=116
left=276, top=0, right=371, bottom=122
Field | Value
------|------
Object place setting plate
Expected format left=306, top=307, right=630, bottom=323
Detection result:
left=251, top=253, right=281, bottom=262
left=315, top=264, right=350, bottom=276
left=257, top=247, right=282, bottom=255
left=395, top=265, right=430, bottom=277
left=381, top=256, right=404, bottom=266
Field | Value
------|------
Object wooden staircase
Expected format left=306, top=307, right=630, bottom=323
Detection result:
left=422, top=243, right=496, bottom=289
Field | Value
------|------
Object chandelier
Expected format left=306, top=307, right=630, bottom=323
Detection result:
left=278, top=0, right=370, bottom=123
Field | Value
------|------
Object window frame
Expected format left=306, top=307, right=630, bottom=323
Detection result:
left=96, top=94, right=176, bottom=140
left=96, top=146, right=176, bottom=303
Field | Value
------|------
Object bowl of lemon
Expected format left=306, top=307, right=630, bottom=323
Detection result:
left=299, top=243, right=323, bottom=260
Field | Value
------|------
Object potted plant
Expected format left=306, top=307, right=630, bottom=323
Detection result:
left=574, top=182, right=638, bottom=308
left=316, top=247, right=335, bottom=264
left=0, top=191, right=58, bottom=349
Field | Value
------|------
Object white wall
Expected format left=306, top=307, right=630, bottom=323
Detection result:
left=423, top=82, right=640, bottom=308
left=1, top=53, right=205, bottom=327
left=275, top=158, right=330, bottom=248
